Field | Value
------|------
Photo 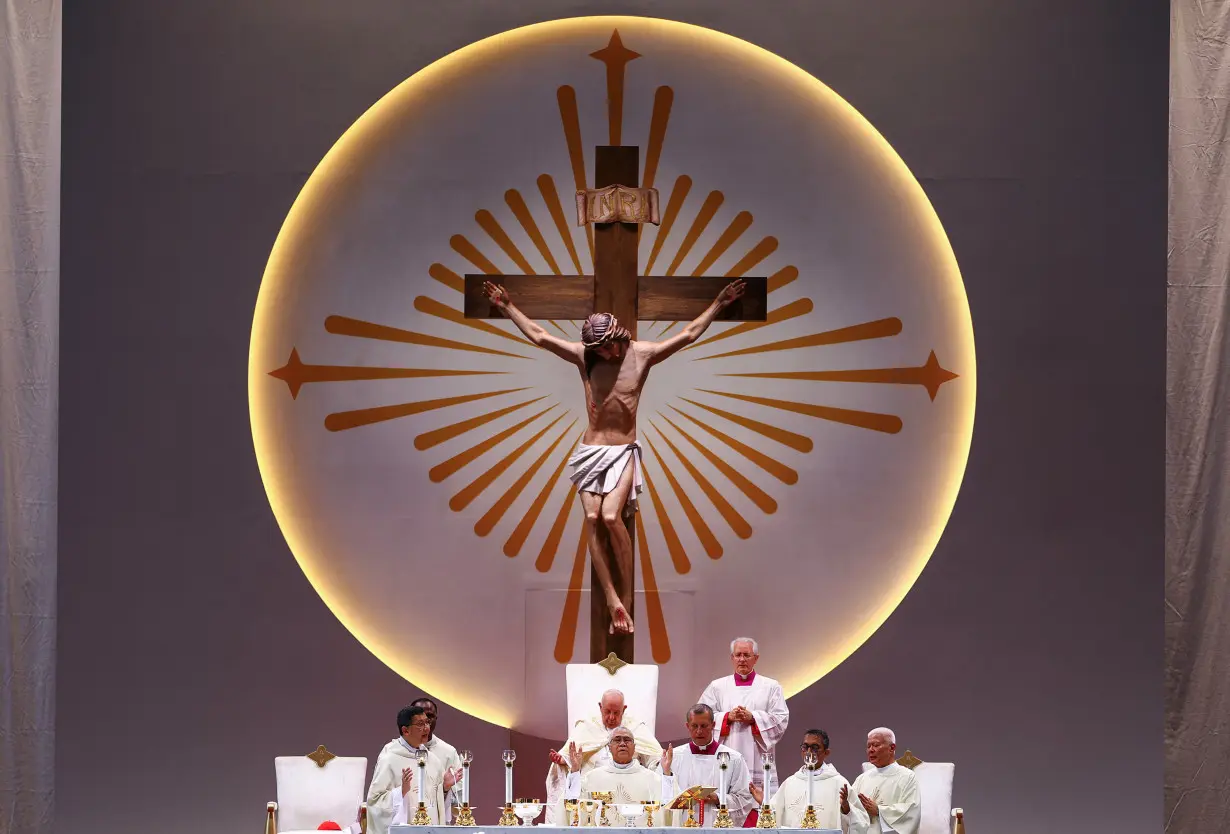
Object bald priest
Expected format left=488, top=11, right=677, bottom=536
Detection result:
left=545, top=688, right=662, bottom=824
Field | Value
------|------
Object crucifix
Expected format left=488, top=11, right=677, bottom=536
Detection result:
left=464, top=144, right=767, bottom=662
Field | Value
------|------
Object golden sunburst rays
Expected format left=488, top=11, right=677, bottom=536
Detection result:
left=267, top=27, right=963, bottom=668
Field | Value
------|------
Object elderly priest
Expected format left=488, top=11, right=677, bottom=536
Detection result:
left=760, top=728, right=868, bottom=832
left=546, top=688, right=662, bottom=823
left=564, top=726, right=676, bottom=825
left=845, top=727, right=921, bottom=834
left=660, top=704, right=755, bottom=827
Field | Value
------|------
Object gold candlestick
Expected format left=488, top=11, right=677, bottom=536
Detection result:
left=454, top=803, right=476, bottom=826
left=564, top=799, right=579, bottom=828
left=714, top=805, right=734, bottom=829
left=497, top=803, right=518, bottom=826
left=756, top=805, right=777, bottom=828
left=682, top=803, right=700, bottom=828
left=641, top=802, right=661, bottom=827
left=411, top=802, right=431, bottom=826
left=800, top=805, right=819, bottom=829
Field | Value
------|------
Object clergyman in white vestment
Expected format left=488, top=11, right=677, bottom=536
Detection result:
left=699, top=637, right=789, bottom=795
left=847, top=728, right=921, bottom=834
left=763, top=728, right=870, bottom=832
left=659, top=704, right=756, bottom=827
left=413, top=697, right=464, bottom=822
left=545, top=689, right=662, bottom=824
left=365, top=706, right=461, bottom=834
left=565, top=727, right=675, bottom=826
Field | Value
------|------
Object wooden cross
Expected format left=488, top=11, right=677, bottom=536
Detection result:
left=464, top=144, right=768, bottom=662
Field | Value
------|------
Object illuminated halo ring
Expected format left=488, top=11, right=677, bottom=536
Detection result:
left=249, top=16, right=975, bottom=736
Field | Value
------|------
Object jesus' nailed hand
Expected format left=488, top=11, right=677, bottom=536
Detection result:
left=482, top=279, right=747, bottom=635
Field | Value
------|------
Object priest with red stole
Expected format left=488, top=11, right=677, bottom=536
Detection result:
left=698, top=637, right=790, bottom=799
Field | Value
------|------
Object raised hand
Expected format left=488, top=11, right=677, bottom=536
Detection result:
left=660, top=743, right=674, bottom=776
left=549, top=748, right=567, bottom=767
left=401, top=766, right=415, bottom=797
left=717, top=279, right=746, bottom=308
left=482, top=280, right=510, bottom=308
left=444, top=766, right=462, bottom=792
left=858, top=793, right=879, bottom=818
left=567, top=741, right=583, bottom=772
left=749, top=782, right=764, bottom=805
left=839, top=784, right=850, bottom=815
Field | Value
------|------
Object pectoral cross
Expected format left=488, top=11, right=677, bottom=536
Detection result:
left=464, top=144, right=768, bottom=662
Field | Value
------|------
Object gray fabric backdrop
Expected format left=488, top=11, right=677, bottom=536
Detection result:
left=0, top=1, right=60, bottom=833
left=1166, top=1, right=1230, bottom=831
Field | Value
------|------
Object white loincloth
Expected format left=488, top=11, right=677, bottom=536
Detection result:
left=568, top=443, right=644, bottom=515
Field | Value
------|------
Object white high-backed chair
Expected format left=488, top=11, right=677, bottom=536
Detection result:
left=266, top=745, right=368, bottom=834
left=897, top=750, right=959, bottom=834
left=565, top=654, right=659, bottom=736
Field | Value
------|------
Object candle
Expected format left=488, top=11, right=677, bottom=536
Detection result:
left=502, top=749, right=516, bottom=806
left=717, top=752, right=730, bottom=808
left=417, top=751, right=427, bottom=807
left=459, top=752, right=471, bottom=806
left=805, top=754, right=816, bottom=808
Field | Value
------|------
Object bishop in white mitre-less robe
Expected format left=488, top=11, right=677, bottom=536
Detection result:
left=769, top=762, right=870, bottom=832
left=545, top=710, right=661, bottom=824
left=848, top=762, right=921, bottom=834
left=700, top=669, right=790, bottom=794
left=664, top=740, right=756, bottom=827
left=566, top=761, right=675, bottom=826
left=366, top=738, right=452, bottom=834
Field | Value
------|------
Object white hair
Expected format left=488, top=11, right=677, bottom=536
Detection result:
left=599, top=689, right=625, bottom=705
left=730, top=637, right=759, bottom=654
left=607, top=725, right=635, bottom=744
left=867, top=727, right=896, bottom=745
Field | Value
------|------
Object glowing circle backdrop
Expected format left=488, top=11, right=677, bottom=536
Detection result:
left=249, top=16, right=975, bottom=738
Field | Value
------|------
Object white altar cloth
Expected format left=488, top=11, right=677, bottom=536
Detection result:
left=391, top=827, right=840, bottom=833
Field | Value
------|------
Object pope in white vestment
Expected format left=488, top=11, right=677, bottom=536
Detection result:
left=699, top=638, right=790, bottom=794
left=661, top=706, right=756, bottom=827
left=545, top=690, right=662, bottom=824
left=848, top=729, right=921, bottom=834
left=765, top=731, right=869, bottom=833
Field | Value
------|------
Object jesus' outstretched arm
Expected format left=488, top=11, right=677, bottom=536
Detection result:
left=643, top=279, right=747, bottom=366
left=482, top=280, right=584, bottom=367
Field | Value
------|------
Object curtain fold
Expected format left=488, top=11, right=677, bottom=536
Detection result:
left=0, top=1, right=61, bottom=832
left=1166, top=1, right=1230, bottom=831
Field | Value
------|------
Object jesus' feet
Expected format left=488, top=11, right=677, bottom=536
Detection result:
left=608, top=603, right=635, bottom=634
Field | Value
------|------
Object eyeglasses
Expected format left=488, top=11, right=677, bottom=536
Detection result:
left=800, top=743, right=824, bottom=752
left=610, top=737, right=635, bottom=746
left=410, top=720, right=431, bottom=729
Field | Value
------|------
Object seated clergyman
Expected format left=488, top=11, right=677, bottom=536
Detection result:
left=846, top=727, right=921, bottom=834
left=759, top=728, right=868, bottom=832
left=545, top=688, right=661, bottom=823
left=565, top=727, right=675, bottom=826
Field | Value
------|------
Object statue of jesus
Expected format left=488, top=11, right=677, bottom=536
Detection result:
left=482, top=278, right=747, bottom=634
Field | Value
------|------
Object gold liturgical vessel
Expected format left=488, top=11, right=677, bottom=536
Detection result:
left=713, top=753, right=734, bottom=828
left=756, top=753, right=777, bottom=828
left=590, top=791, right=613, bottom=826
left=411, top=749, right=431, bottom=826
left=454, top=750, right=476, bottom=826
left=800, top=751, right=820, bottom=829
left=498, top=749, right=518, bottom=826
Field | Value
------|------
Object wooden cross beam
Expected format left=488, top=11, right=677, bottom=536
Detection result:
left=463, top=145, right=768, bottom=663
